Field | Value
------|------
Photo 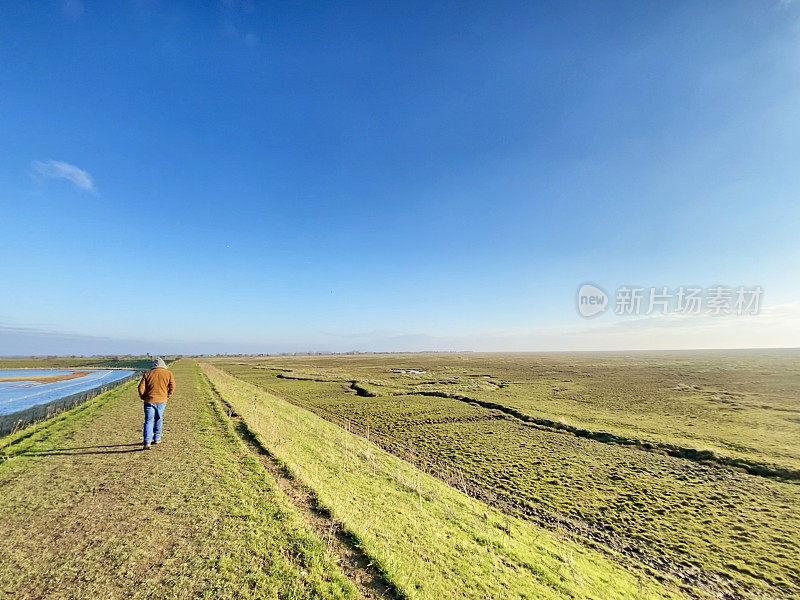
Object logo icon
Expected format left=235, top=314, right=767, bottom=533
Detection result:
left=577, top=283, right=608, bottom=317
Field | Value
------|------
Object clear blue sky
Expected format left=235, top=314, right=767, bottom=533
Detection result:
left=1, top=1, right=799, bottom=354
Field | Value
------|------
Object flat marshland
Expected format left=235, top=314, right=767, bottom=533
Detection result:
left=202, top=362, right=689, bottom=600
left=209, top=350, right=800, bottom=600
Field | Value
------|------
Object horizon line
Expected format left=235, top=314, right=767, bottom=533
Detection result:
left=2, top=346, right=799, bottom=359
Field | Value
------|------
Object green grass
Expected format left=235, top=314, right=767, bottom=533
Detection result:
left=201, top=361, right=693, bottom=600
left=211, top=350, right=800, bottom=473
left=0, top=360, right=356, bottom=600
left=210, top=351, right=800, bottom=600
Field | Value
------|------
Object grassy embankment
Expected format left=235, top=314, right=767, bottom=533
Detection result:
left=201, top=361, right=693, bottom=600
left=211, top=353, right=800, bottom=600
left=0, top=360, right=356, bottom=600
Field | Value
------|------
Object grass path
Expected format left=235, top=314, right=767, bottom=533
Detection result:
left=0, top=360, right=357, bottom=600
left=212, top=382, right=401, bottom=600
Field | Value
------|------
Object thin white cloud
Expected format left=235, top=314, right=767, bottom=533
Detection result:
left=223, top=22, right=259, bottom=47
left=243, top=33, right=259, bottom=48
left=33, top=160, right=95, bottom=192
left=62, top=0, right=84, bottom=20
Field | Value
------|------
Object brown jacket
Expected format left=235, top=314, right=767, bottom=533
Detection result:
left=138, top=367, right=175, bottom=403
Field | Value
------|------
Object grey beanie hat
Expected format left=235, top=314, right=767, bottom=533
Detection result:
left=152, top=357, right=168, bottom=369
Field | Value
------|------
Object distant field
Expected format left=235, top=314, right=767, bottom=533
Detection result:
left=0, top=357, right=171, bottom=370
left=211, top=351, right=800, bottom=600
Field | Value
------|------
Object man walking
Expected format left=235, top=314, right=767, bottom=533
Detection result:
left=138, top=357, right=175, bottom=449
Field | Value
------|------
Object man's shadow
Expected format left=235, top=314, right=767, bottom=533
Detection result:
left=18, top=443, right=144, bottom=456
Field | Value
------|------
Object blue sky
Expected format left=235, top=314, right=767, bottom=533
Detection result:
left=1, top=1, right=799, bottom=354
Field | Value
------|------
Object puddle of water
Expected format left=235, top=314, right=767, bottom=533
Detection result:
left=0, top=369, right=136, bottom=416
left=0, top=369, right=74, bottom=378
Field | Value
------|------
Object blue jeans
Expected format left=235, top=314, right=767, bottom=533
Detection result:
left=143, top=402, right=166, bottom=445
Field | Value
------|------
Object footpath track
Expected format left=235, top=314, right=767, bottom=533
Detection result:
left=0, top=360, right=362, bottom=600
